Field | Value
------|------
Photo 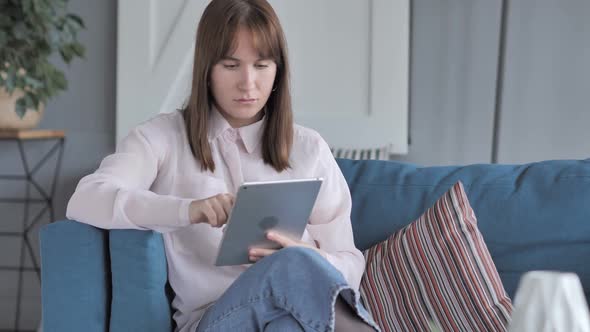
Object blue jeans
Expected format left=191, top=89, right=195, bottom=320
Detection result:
left=195, top=247, right=379, bottom=332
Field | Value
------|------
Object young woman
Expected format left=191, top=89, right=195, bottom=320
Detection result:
left=67, top=0, right=379, bottom=331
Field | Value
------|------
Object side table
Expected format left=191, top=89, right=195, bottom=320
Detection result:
left=0, top=130, right=65, bottom=332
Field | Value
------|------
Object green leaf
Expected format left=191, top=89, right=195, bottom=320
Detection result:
left=48, top=28, right=60, bottom=44
left=0, top=15, right=12, bottom=28
left=16, top=98, right=27, bottom=118
left=14, top=75, right=26, bottom=89
left=59, top=45, right=73, bottom=63
left=70, top=41, right=85, bottom=57
left=12, top=22, right=28, bottom=40
left=0, top=30, right=7, bottom=47
left=28, top=91, right=41, bottom=109
left=55, top=16, right=66, bottom=31
left=66, top=13, right=85, bottom=29
left=4, top=72, right=15, bottom=92
left=53, top=71, right=67, bottom=90
left=24, top=93, right=35, bottom=109
left=24, top=76, right=43, bottom=89
left=22, top=0, right=33, bottom=14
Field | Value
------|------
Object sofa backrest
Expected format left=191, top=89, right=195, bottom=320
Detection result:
left=336, top=158, right=590, bottom=302
left=41, top=158, right=590, bottom=332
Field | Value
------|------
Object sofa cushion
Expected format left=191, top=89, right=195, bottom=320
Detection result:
left=40, top=220, right=110, bottom=332
left=360, top=181, right=513, bottom=331
left=336, top=158, right=590, bottom=303
left=109, top=229, right=174, bottom=332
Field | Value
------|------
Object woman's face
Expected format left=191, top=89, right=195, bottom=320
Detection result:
left=210, top=27, right=278, bottom=128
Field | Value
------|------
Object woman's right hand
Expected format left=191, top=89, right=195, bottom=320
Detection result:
left=189, top=193, right=235, bottom=227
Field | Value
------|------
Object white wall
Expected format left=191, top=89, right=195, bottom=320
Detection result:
left=117, top=0, right=409, bottom=153
left=395, top=1, right=503, bottom=165
left=496, top=0, right=590, bottom=163
left=395, top=0, right=589, bottom=166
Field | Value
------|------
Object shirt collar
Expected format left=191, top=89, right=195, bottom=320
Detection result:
left=239, top=114, right=265, bottom=154
left=207, top=106, right=232, bottom=141
left=208, top=106, right=265, bottom=154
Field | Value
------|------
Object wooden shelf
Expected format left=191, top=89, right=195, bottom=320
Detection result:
left=0, top=130, right=65, bottom=140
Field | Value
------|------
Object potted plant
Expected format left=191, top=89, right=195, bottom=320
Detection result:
left=0, top=0, right=85, bottom=130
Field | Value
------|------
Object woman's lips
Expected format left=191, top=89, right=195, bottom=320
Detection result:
left=235, top=98, right=257, bottom=104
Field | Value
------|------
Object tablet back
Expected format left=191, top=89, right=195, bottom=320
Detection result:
left=215, top=178, right=323, bottom=266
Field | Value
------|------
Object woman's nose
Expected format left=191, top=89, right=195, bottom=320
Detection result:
left=238, top=66, right=256, bottom=90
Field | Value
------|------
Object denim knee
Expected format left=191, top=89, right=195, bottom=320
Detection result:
left=271, top=246, right=322, bottom=262
left=260, top=246, right=344, bottom=284
left=197, top=246, right=358, bottom=332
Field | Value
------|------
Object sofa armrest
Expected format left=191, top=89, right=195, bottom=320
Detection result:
left=109, top=229, right=174, bottom=332
left=40, top=220, right=110, bottom=332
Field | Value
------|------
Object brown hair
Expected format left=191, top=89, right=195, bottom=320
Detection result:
left=183, top=0, right=293, bottom=172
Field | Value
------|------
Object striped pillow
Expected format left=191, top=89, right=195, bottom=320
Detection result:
left=360, top=181, right=513, bottom=332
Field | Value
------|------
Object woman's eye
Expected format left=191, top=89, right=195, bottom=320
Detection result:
left=223, top=64, right=238, bottom=69
left=255, top=64, right=269, bottom=69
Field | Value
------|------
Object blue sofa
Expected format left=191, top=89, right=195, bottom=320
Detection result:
left=40, top=158, right=590, bottom=332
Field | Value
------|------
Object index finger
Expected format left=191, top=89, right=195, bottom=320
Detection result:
left=220, top=194, right=234, bottom=214
left=223, top=193, right=235, bottom=206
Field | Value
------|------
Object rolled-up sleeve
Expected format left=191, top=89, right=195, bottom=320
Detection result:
left=306, top=138, right=365, bottom=290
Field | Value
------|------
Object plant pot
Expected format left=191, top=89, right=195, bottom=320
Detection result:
left=0, top=88, right=45, bottom=130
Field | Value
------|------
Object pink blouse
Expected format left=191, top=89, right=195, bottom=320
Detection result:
left=66, top=109, right=364, bottom=332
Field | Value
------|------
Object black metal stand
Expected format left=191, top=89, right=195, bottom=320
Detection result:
left=0, top=131, right=65, bottom=332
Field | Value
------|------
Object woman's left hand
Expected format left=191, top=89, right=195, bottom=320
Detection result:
left=248, top=231, right=326, bottom=263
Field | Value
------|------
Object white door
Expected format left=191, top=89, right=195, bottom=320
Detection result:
left=117, top=0, right=409, bottom=154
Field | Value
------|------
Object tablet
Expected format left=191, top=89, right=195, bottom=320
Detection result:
left=215, top=178, right=323, bottom=266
